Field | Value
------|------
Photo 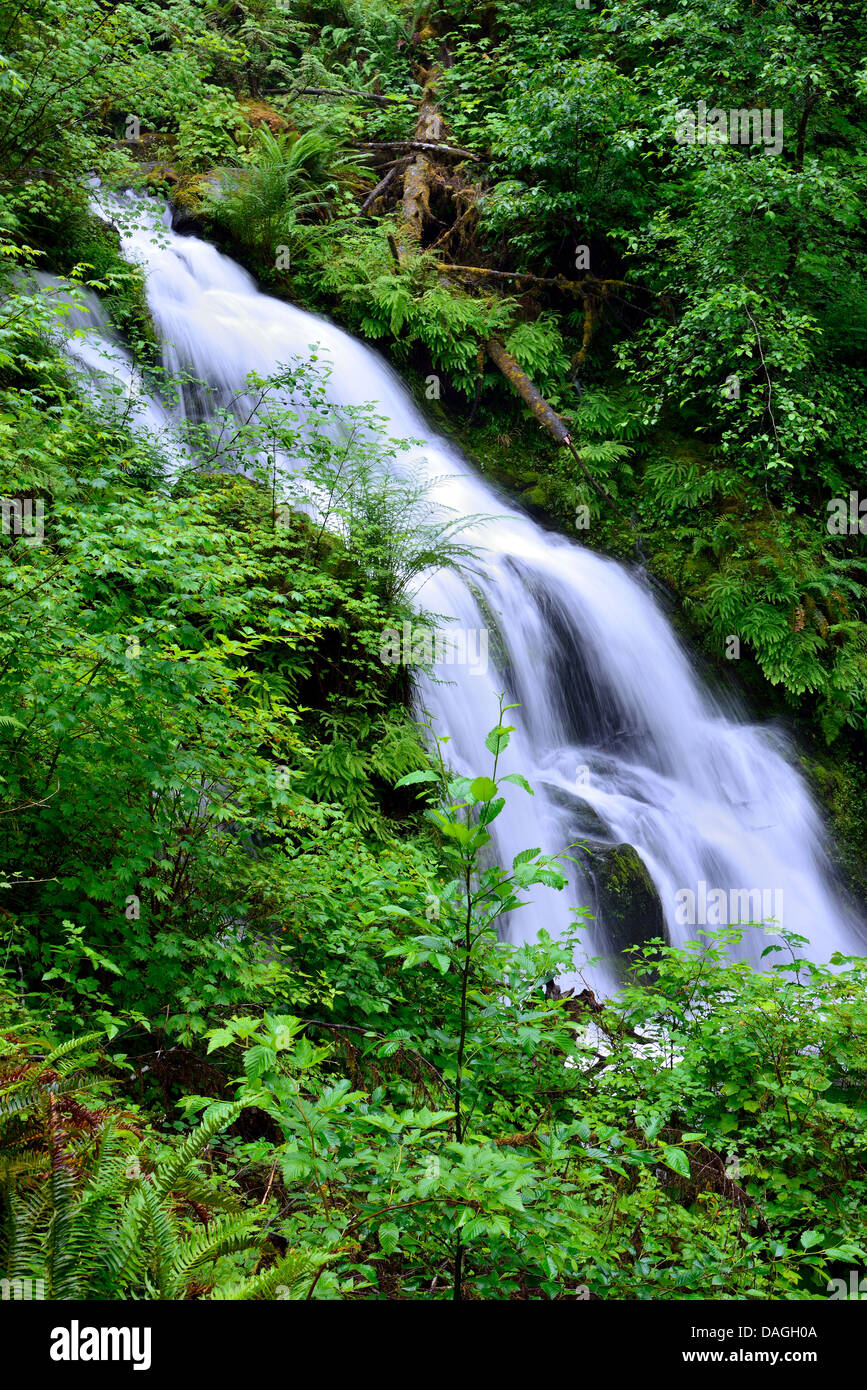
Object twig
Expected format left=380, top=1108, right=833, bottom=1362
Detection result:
left=745, top=306, right=781, bottom=452
left=260, top=1159, right=278, bottom=1206
left=564, top=438, right=631, bottom=522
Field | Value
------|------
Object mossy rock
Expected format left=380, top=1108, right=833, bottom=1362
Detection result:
left=580, top=841, right=666, bottom=957
left=238, top=99, right=292, bottom=133
left=31, top=194, right=157, bottom=356
left=802, top=754, right=867, bottom=902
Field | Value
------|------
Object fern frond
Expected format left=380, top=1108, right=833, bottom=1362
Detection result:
left=152, top=1102, right=243, bottom=1200
left=41, top=1033, right=103, bottom=1071
left=208, top=1246, right=334, bottom=1301
left=171, top=1211, right=262, bottom=1286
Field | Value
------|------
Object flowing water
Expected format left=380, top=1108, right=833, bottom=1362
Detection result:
left=45, top=193, right=862, bottom=989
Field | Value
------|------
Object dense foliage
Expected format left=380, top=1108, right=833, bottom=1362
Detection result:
left=0, top=0, right=865, bottom=1302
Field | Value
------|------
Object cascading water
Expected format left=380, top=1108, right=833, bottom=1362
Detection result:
left=50, top=193, right=862, bottom=990
left=28, top=270, right=185, bottom=457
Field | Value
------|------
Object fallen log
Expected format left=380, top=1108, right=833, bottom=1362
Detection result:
left=402, top=154, right=434, bottom=243
left=486, top=339, right=631, bottom=517
left=386, top=37, right=620, bottom=473
left=399, top=72, right=445, bottom=246
left=265, top=86, right=416, bottom=106
left=361, top=139, right=480, bottom=161
left=439, top=263, right=627, bottom=299
left=389, top=63, right=581, bottom=453
left=485, top=337, right=572, bottom=446
left=449, top=264, right=632, bottom=386
left=359, top=159, right=410, bottom=215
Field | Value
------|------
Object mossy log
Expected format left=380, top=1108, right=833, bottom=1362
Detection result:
left=399, top=73, right=444, bottom=246
left=392, top=48, right=581, bottom=452
left=485, top=337, right=572, bottom=445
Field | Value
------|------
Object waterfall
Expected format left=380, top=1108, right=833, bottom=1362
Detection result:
left=50, top=192, right=861, bottom=989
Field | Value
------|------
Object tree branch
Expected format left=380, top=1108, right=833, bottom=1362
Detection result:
left=361, top=139, right=480, bottom=161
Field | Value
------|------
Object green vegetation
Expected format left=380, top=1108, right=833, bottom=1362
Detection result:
left=0, top=0, right=865, bottom=1303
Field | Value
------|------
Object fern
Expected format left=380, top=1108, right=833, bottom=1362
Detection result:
left=208, top=1246, right=335, bottom=1301
left=152, top=1102, right=244, bottom=1200
left=0, top=1031, right=287, bottom=1299
left=209, top=126, right=367, bottom=255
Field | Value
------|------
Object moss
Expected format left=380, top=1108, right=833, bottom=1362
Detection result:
left=237, top=99, right=292, bottom=133
left=579, top=841, right=666, bottom=963
left=18, top=186, right=158, bottom=359
left=802, top=753, right=867, bottom=902
left=169, top=172, right=211, bottom=215
left=72, top=221, right=156, bottom=355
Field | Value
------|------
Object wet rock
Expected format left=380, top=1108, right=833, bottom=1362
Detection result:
left=581, top=841, right=666, bottom=957
left=169, top=174, right=225, bottom=234
left=571, top=800, right=613, bottom=842
left=541, top=780, right=612, bottom=841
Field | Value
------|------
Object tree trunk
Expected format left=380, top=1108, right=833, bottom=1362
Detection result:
left=399, top=72, right=444, bottom=247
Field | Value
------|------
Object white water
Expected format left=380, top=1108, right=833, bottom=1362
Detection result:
left=51, top=194, right=862, bottom=988
left=26, top=268, right=190, bottom=471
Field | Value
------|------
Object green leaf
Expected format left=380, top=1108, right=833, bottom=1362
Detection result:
left=378, top=1223, right=400, bottom=1255
left=460, top=1217, right=489, bottom=1241
left=660, top=1144, right=691, bottom=1179
left=799, top=1230, right=824, bottom=1250
left=394, top=770, right=439, bottom=788
left=470, top=775, right=498, bottom=803
left=500, top=773, right=533, bottom=795
left=485, top=723, right=514, bottom=756
left=512, top=847, right=541, bottom=868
